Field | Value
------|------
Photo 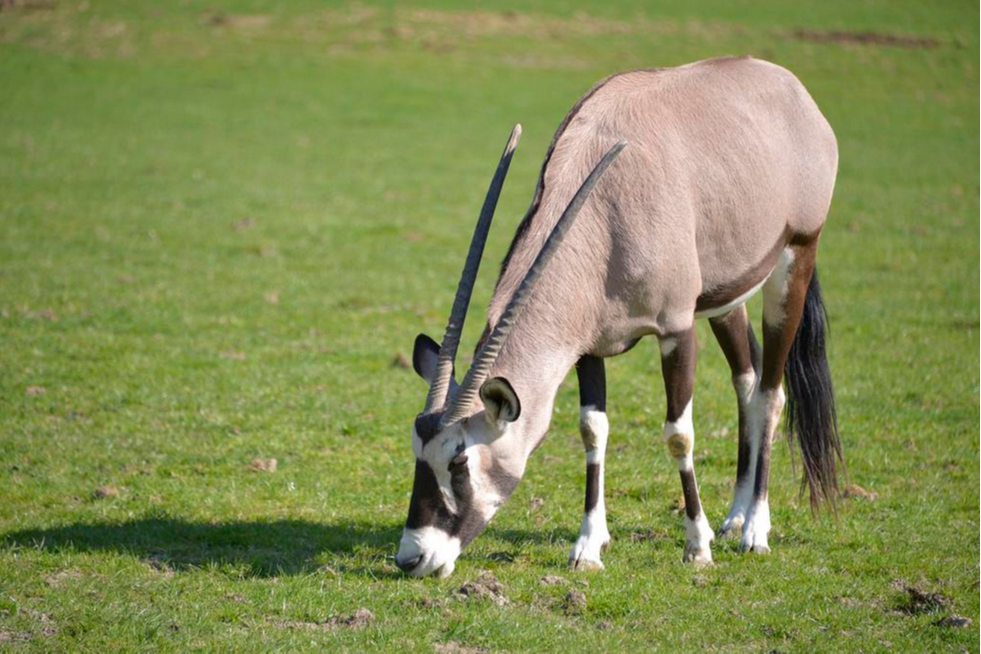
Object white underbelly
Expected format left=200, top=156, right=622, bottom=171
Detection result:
left=692, top=254, right=783, bottom=320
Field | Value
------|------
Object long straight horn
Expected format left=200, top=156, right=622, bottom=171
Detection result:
left=424, top=124, right=523, bottom=413
left=442, top=140, right=628, bottom=426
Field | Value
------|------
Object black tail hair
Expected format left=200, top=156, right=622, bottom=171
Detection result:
left=784, top=268, right=844, bottom=510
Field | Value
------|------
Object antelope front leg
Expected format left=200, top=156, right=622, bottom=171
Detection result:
left=660, top=329, right=714, bottom=564
left=569, top=356, right=611, bottom=571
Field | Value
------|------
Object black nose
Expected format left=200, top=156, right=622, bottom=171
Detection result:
left=395, top=555, right=422, bottom=572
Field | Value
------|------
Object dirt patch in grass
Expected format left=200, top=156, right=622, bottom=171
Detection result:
left=790, top=28, right=939, bottom=49
left=290, top=6, right=743, bottom=69
left=44, top=568, right=81, bottom=587
left=249, top=458, right=277, bottom=473
left=434, top=643, right=489, bottom=654
left=203, top=13, right=271, bottom=30
left=0, top=0, right=56, bottom=12
left=457, top=571, right=509, bottom=606
left=146, top=555, right=175, bottom=578
left=0, top=630, right=32, bottom=643
left=92, top=485, right=119, bottom=499
left=21, top=608, right=59, bottom=638
left=629, top=529, right=668, bottom=542
left=562, top=588, right=587, bottom=615
left=399, top=8, right=745, bottom=50
left=933, top=615, right=972, bottom=628
left=894, top=582, right=952, bottom=615
left=274, top=607, right=374, bottom=631
left=405, top=8, right=636, bottom=39
left=843, top=484, right=878, bottom=501
left=433, top=641, right=491, bottom=654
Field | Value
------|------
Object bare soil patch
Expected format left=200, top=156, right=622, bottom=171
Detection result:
left=249, top=458, right=277, bottom=473
left=0, top=630, right=32, bottom=643
left=92, top=485, right=119, bottom=499
left=204, top=13, right=271, bottom=30
left=457, top=571, right=509, bottom=606
left=434, top=642, right=489, bottom=654
left=894, top=582, right=952, bottom=615
left=933, top=615, right=972, bottom=628
left=274, top=607, right=374, bottom=631
left=44, top=568, right=81, bottom=587
left=843, top=484, right=878, bottom=501
left=791, top=28, right=938, bottom=49
left=562, top=588, right=587, bottom=615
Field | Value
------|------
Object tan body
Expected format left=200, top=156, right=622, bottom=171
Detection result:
left=489, top=57, right=837, bottom=429
left=397, top=56, right=842, bottom=576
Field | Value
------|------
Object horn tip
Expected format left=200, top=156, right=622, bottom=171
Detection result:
left=508, top=124, right=522, bottom=148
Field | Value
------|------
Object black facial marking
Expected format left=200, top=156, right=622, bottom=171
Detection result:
left=413, top=411, right=443, bottom=446
left=576, top=355, right=606, bottom=412
left=406, top=459, right=450, bottom=530
left=679, top=469, right=701, bottom=521
left=404, top=432, right=522, bottom=552
left=584, top=462, right=601, bottom=514
left=404, top=454, right=484, bottom=548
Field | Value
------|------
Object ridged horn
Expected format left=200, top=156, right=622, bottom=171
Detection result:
left=441, top=140, right=628, bottom=425
left=424, top=124, right=523, bottom=413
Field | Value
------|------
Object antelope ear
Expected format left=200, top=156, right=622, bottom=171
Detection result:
left=412, top=333, right=440, bottom=383
left=480, top=377, right=521, bottom=424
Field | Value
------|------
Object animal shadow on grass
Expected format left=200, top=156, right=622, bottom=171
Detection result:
left=2, top=517, right=404, bottom=578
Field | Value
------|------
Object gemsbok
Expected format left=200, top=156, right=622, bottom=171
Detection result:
left=396, top=56, right=843, bottom=577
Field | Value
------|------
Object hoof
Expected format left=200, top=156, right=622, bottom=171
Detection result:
left=570, top=557, right=605, bottom=571
left=738, top=542, right=770, bottom=555
left=738, top=502, right=771, bottom=554
left=683, top=543, right=713, bottom=566
left=569, top=533, right=610, bottom=572
left=738, top=528, right=770, bottom=554
left=717, top=517, right=743, bottom=539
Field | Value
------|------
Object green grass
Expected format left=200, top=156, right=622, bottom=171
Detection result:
left=0, top=0, right=977, bottom=650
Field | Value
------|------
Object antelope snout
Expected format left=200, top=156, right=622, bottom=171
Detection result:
left=394, top=554, right=422, bottom=573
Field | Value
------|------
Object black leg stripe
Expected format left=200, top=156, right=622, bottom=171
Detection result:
left=576, top=355, right=606, bottom=412
left=679, top=469, right=701, bottom=521
left=753, top=438, right=772, bottom=499
left=584, top=463, right=601, bottom=514
left=736, top=411, right=751, bottom=483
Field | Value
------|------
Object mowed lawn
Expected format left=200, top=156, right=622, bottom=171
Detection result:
left=0, top=1, right=977, bottom=650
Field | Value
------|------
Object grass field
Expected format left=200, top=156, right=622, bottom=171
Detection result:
left=1, top=0, right=978, bottom=650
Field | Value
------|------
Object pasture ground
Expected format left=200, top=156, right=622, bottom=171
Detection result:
left=0, top=1, right=978, bottom=650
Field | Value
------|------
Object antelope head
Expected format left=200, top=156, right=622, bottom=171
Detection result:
left=395, top=128, right=626, bottom=577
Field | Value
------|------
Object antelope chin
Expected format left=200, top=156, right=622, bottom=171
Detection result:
left=396, top=526, right=461, bottom=578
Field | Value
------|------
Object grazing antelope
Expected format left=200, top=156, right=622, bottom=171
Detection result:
left=396, top=56, right=843, bottom=577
